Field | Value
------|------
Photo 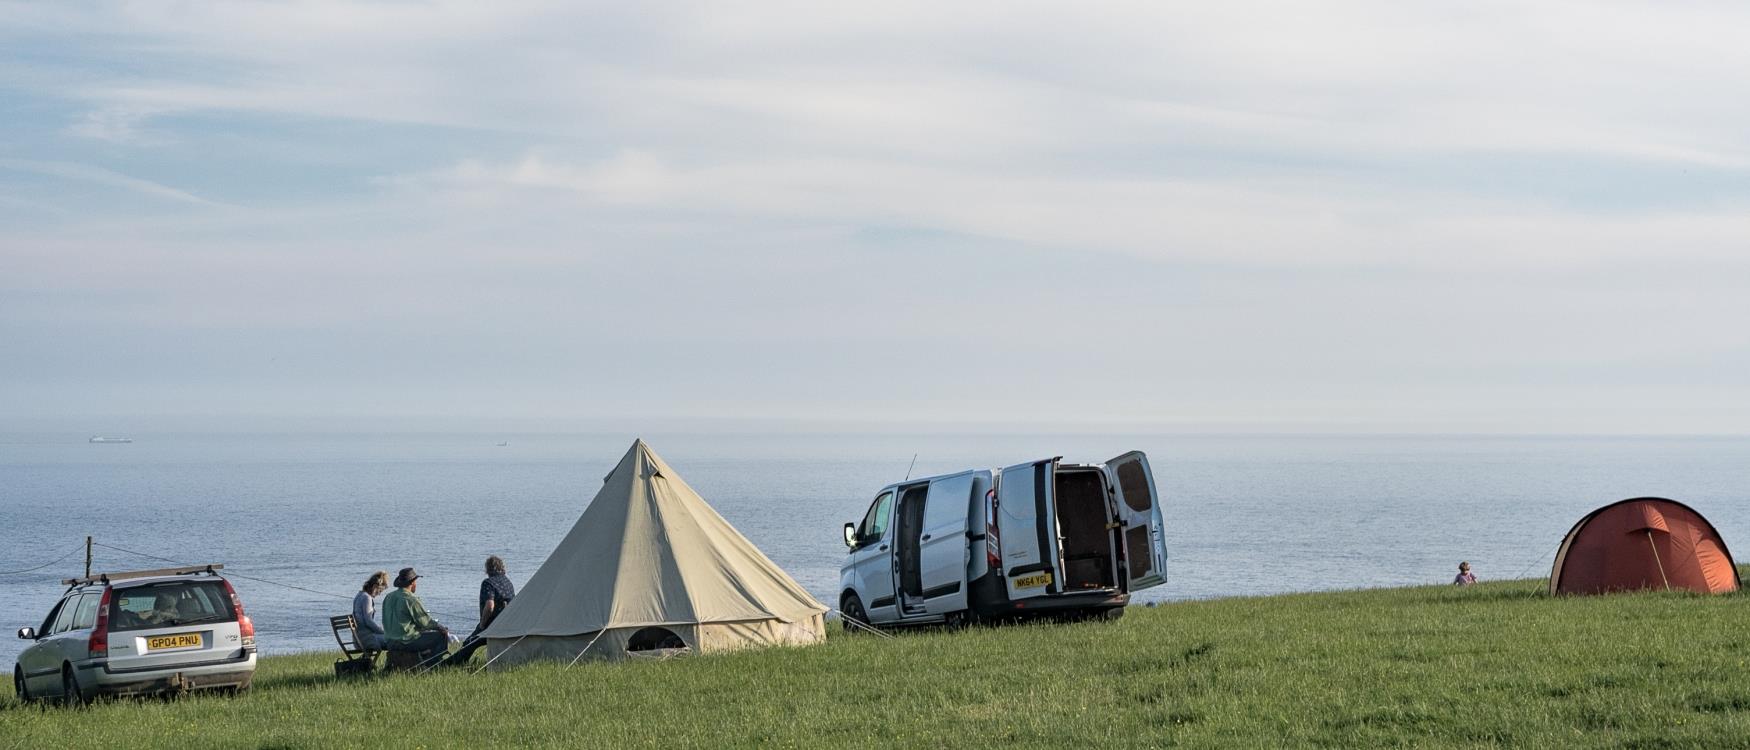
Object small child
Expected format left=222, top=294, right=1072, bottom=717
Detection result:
left=1453, top=561, right=1476, bottom=586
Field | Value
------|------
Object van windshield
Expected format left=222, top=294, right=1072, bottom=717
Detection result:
left=109, top=581, right=236, bottom=632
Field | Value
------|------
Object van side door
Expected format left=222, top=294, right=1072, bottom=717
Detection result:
left=996, top=458, right=1061, bottom=601
left=917, top=472, right=975, bottom=616
left=848, top=490, right=899, bottom=623
left=1106, top=451, right=1168, bottom=591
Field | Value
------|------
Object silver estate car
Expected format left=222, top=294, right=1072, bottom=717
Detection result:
left=13, top=565, right=256, bottom=703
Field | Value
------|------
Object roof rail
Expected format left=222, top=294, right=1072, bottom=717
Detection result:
left=63, top=564, right=224, bottom=587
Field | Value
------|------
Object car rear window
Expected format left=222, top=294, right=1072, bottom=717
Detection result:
left=109, top=581, right=236, bottom=632
left=73, top=594, right=101, bottom=630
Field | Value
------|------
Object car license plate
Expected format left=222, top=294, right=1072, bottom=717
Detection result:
left=147, top=633, right=203, bottom=651
left=1012, top=572, right=1053, bottom=590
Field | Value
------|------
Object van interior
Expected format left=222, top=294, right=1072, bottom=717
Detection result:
left=1054, top=469, right=1118, bottom=591
left=895, top=484, right=929, bottom=600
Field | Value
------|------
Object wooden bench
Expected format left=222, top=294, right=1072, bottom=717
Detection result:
left=328, top=614, right=379, bottom=677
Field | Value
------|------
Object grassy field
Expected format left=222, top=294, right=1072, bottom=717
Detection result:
left=6, top=575, right=1750, bottom=748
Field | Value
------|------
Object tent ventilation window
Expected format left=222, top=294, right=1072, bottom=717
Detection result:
left=627, top=627, right=687, bottom=652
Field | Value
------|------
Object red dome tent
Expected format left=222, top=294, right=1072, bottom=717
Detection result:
left=1549, top=497, right=1739, bottom=595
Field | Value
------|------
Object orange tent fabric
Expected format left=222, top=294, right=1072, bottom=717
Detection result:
left=1549, top=497, right=1739, bottom=595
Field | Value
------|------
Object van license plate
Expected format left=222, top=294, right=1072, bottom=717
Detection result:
left=1012, top=572, right=1053, bottom=590
left=147, top=633, right=203, bottom=651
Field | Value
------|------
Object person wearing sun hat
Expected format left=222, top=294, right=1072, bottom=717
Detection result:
left=382, top=567, right=450, bottom=667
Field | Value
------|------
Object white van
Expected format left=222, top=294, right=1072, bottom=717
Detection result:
left=839, top=451, right=1166, bottom=626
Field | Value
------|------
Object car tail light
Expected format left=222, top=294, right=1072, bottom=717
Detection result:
left=221, top=579, right=255, bottom=646
left=88, top=587, right=113, bottom=659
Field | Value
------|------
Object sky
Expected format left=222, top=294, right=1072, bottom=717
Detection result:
left=2, top=1, right=1748, bottom=434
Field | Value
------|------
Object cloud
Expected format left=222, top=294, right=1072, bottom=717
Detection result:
left=11, top=1, right=1750, bottom=172
left=0, top=158, right=226, bottom=207
left=5, top=1, right=1750, bottom=429
left=384, top=150, right=1750, bottom=271
left=63, top=105, right=172, bottom=144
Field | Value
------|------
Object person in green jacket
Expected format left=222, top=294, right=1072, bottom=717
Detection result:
left=382, top=567, right=450, bottom=667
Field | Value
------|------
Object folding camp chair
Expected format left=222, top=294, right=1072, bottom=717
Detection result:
left=329, top=614, right=379, bottom=676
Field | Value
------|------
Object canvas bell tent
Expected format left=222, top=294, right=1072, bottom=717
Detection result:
left=1548, top=497, right=1739, bottom=596
left=481, top=440, right=827, bottom=666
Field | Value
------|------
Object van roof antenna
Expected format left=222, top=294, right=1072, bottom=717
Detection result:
left=904, top=453, right=918, bottom=481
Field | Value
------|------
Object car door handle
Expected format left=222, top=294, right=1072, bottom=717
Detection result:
left=921, top=534, right=932, bottom=541
left=878, top=544, right=888, bottom=551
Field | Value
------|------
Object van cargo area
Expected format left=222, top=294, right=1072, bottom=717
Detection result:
left=1054, top=468, right=1118, bottom=592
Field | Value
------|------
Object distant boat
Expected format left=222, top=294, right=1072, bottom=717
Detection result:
left=496, top=441, right=510, bottom=447
left=89, top=436, right=133, bottom=444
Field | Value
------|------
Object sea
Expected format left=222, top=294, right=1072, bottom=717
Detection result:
left=3, top=432, right=1748, bottom=667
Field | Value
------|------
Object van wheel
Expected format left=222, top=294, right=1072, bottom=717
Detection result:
left=13, top=666, right=29, bottom=704
left=61, top=665, right=85, bottom=707
left=840, top=594, right=870, bottom=634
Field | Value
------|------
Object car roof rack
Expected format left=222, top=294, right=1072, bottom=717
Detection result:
left=63, top=564, right=224, bottom=587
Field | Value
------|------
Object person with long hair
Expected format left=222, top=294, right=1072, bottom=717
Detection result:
left=353, top=571, right=390, bottom=650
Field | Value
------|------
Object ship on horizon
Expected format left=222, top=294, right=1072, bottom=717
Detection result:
left=88, top=436, right=133, bottom=444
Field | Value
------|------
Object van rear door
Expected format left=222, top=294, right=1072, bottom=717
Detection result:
left=996, top=458, right=1060, bottom=601
left=1106, top=451, right=1167, bottom=591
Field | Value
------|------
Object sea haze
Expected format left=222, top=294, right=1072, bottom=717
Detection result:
left=3, top=432, right=1747, bottom=665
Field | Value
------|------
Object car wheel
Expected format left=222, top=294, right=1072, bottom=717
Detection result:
left=840, top=593, right=870, bottom=634
left=61, top=665, right=85, bottom=707
left=13, top=666, right=28, bottom=704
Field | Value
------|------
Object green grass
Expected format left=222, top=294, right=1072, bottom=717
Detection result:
left=8, top=575, right=1750, bottom=748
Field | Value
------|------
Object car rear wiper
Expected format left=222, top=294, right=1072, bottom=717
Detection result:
left=172, top=615, right=229, bottom=626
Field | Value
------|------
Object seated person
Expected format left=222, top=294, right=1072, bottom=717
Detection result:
left=444, top=555, right=515, bottom=666
left=381, top=567, right=449, bottom=668
left=145, top=592, right=181, bottom=625
left=353, top=571, right=390, bottom=651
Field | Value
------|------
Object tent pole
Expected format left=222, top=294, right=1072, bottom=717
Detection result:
left=1647, top=530, right=1671, bottom=591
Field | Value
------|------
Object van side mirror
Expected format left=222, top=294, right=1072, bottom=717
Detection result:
left=842, top=523, right=858, bottom=548
left=17, top=627, right=35, bottom=640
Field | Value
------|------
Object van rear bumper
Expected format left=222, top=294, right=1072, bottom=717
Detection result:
left=975, top=590, right=1129, bottom=618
